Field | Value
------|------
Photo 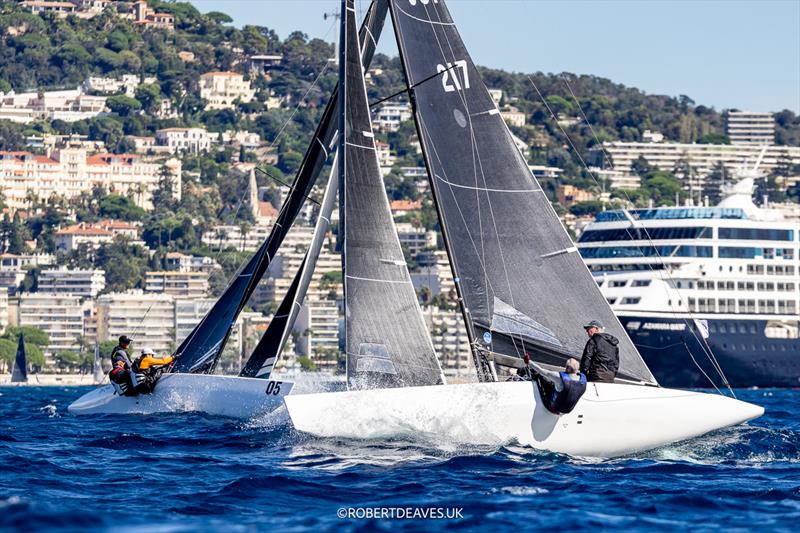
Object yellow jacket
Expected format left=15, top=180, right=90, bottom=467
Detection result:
left=137, top=354, right=174, bottom=370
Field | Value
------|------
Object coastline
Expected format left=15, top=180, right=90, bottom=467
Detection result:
left=0, top=374, right=103, bottom=386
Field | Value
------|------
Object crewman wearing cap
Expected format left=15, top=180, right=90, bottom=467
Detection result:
left=579, top=320, right=619, bottom=382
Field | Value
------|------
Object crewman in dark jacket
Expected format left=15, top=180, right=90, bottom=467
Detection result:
left=519, top=357, right=587, bottom=414
left=580, top=320, right=619, bottom=382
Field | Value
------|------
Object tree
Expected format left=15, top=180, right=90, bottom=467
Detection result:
left=569, top=200, right=605, bottom=217
left=135, top=83, right=161, bottom=113
left=2, top=326, right=49, bottom=347
left=99, top=195, right=146, bottom=221
left=106, top=95, right=142, bottom=117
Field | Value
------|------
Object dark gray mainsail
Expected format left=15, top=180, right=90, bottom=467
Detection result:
left=171, top=0, right=389, bottom=375
left=389, top=0, right=656, bottom=384
left=341, top=0, right=443, bottom=389
left=11, top=333, right=27, bottom=383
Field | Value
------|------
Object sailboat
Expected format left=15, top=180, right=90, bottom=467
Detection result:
left=11, top=334, right=28, bottom=384
left=68, top=1, right=392, bottom=417
left=284, top=0, right=764, bottom=457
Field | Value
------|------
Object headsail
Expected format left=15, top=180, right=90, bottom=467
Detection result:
left=93, top=343, right=104, bottom=383
left=341, top=0, right=443, bottom=389
left=389, top=0, right=656, bottom=384
left=11, top=333, right=27, bottom=383
left=241, top=156, right=339, bottom=378
left=171, top=0, right=389, bottom=374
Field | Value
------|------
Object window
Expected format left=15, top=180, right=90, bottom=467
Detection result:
left=783, top=249, right=795, bottom=260
left=578, top=226, right=713, bottom=243
left=747, top=264, right=765, bottom=275
left=718, top=227, right=794, bottom=241
left=610, top=280, right=627, bottom=287
left=632, top=279, right=651, bottom=287
left=606, top=297, right=617, bottom=305
left=719, top=247, right=759, bottom=259
left=621, top=297, right=641, bottom=304
left=764, top=248, right=775, bottom=259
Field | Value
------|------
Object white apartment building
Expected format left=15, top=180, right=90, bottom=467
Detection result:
left=145, top=271, right=209, bottom=299
left=164, top=253, right=220, bottom=274
left=18, top=293, right=89, bottom=355
left=96, top=291, right=175, bottom=353
left=83, top=75, right=157, bottom=97
left=588, top=166, right=642, bottom=190
left=0, top=254, right=55, bottom=295
left=487, top=89, right=504, bottom=106
left=395, top=222, right=437, bottom=256
left=421, top=306, right=473, bottom=378
left=726, top=111, right=775, bottom=146
left=373, top=103, right=412, bottom=132
left=20, top=1, right=76, bottom=16
left=0, top=291, right=8, bottom=333
left=38, top=267, right=106, bottom=298
left=155, top=128, right=211, bottom=154
left=0, top=89, right=106, bottom=124
left=375, top=141, right=395, bottom=173
left=174, top=298, right=215, bottom=345
left=214, top=130, right=262, bottom=148
left=0, top=148, right=181, bottom=211
left=199, top=71, right=255, bottom=110
left=603, top=141, right=800, bottom=189
left=201, top=223, right=273, bottom=252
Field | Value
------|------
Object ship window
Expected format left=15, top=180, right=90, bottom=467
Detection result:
left=718, top=228, right=794, bottom=241
left=783, top=249, right=795, bottom=260
left=610, top=280, right=627, bottom=287
left=786, top=266, right=795, bottom=276
left=764, top=248, right=775, bottom=259
left=709, top=323, right=717, bottom=333
left=632, top=279, right=650, bottom=287
left=621, top=297, right=641, bottom=304
left=718, top=323, right=727, bottom=333
left=606, top=297, right=617, bottom=305
left=719, top=247, right=759, bottom=259
left=749, top=324, right=757, bottom=334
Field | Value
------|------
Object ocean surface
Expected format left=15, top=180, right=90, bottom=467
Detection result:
left=0, top=386, right=798, bottom=532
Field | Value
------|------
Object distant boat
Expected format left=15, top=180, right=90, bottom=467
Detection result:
left=284, top=0, right=764, bottom=458
left=92, top=344, right=105, bottom=384
left=11, top=334, right=27, bottom=384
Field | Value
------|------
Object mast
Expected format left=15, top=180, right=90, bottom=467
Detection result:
left=337, top=0, right=348, bottom=366
left=388, top=6, right=492, bottom=383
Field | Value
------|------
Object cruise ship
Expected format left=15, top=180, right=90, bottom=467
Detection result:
left=577, top=178, right=799, bottom=388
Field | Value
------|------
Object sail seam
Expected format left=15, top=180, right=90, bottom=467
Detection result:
left=345, top=274, right=412, bottom=284
left=395, top=5, right=456, bottom=26
left=434, top=173, right=540, bottom=193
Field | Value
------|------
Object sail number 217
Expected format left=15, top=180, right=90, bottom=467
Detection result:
left=265, top=381, right=283, bottom=395
left=437, top=60, right=469, bottom=92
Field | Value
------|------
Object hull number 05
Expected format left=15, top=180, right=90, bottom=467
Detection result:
left=265, top=381, right=283, bottom=395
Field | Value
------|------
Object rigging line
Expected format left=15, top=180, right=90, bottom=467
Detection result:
left=537, top=76, right=734, bottom=396
left=368, top=62, right=462, bottom=108
left=256, top=167, right=321, bottom=206
left=558, top=81, right=734, bottom=394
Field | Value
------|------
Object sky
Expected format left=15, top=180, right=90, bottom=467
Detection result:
left=188, top=0, right=800, bottom=112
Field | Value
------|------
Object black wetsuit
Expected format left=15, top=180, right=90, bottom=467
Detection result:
left=537, top=372, right=587, bottom=414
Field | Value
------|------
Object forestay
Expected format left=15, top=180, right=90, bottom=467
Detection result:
left=172, top=0, right=390, bottom=375
left=389, top=0, right=656, bottom=384
left=341, top=0, right=443, bottom=389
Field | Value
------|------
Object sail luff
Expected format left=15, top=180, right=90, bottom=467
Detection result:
left=241, top=154, right=340, bottom=378
left=170, top=0, right=388, bottom=374
left=389, top=0, right=656, bottom=385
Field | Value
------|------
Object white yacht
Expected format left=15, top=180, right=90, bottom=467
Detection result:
left=577, top=177, right=799, bottom=388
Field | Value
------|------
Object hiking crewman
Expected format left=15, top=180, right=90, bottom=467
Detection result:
left=131, top=348, right=174, bottom=394
left=580, top=320, right=619, bottom=382
left=521, top=357, right=587, bottom=414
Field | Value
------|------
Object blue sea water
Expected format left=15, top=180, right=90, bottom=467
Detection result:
left=0, top=386, right=798, bottom=532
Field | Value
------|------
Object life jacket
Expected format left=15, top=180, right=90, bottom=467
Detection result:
left=547, top=372, right=587, bottom=414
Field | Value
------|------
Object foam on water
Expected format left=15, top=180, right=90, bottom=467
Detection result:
left=1, top=386, right=798, bottom=531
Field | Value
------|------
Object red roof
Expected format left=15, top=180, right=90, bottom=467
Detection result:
left=56, top=225, right=113, bottom=237
left=257, top=201, right=278, bottom=219
left=389, top=199, right=422, bottom=212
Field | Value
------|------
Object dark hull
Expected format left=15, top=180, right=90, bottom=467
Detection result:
left=619, top=315, right=800, bottom=388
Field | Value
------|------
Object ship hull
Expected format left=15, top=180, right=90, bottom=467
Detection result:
left=619, top=315, right=800, bottom=388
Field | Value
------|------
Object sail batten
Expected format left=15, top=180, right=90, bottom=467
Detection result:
left=390, top=0, right=656, bottom=385
left=341, top=0, right=443, bottom=390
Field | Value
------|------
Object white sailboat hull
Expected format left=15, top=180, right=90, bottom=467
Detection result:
left=284, top=381, right=763, bottom=458
left=68, top=374, right=293, bottom=418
